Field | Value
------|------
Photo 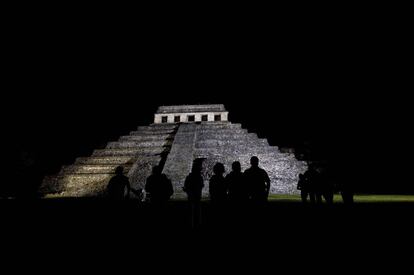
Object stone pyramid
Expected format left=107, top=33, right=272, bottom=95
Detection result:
left=41, top=105, right=307, bottom=197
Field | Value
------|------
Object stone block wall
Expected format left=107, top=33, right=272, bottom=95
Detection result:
left=154, top=112, right=229, bottom=124
left=41, top=124, right=179, bottom=197
left=161, top=122, right=307, bottom=198
left=41, top=108, right=307, bottom=198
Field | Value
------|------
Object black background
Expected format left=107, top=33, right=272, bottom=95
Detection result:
left=2, top=3, right=414, bottom=270
left=4, top=3, right=412, bottom=194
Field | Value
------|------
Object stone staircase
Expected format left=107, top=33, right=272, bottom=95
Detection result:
left=41, top=121, right=306, bottom=197
left=41, top=124, right=179, bottom=197
left=162, top=124, right=198, bottom=197
left=161, top=122, right=307, bottom=197
left=193, top=122, right=307, bottom=194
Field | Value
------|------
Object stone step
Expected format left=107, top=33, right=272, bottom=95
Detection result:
left=107, top=140, right=171, bottom=149
left=61, top=164, right=134, bottom=175
left=57, top=174, right=113, bottom=197
left=92, top=147, right=166, bottom=156
left=195, top=147, right=281, bottom=157
left=196, top=132, right=257, bottom=140
left=195, top=138, right=269, bottom=148
left=64, top=155, right=165, bottom=175
left=139, top=125, right=178, bottom=131
left=255, top=138, right=269, bottom=146
left=75, top=156, right=136, bottom=165
left=197, top=128, right=248, bottom=134
left=197, top=123, right=242, bottom=130
left=130, top=129, right=176, bottom=135
left=129, top=131, right=175, bottom=137
left=194, top=150, right=285, bottom=160
left=192, top=152, right=300, bottom=165
left=119, top=134, right=173, bottom=142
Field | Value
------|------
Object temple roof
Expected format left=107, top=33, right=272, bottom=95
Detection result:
left=156, top=104, right=226, bottom=114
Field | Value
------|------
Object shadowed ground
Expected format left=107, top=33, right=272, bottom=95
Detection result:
left=2, top=196, right=413, bottom=270
left=2, top=195, right=414, bottom=234
left=269, top=194, right=414, bottom=203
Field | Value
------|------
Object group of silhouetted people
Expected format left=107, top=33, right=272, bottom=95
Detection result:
left=106, top=158, right=353, bottom=205
left=183, top=156, right=271, bottom=204
left=297, top=164, right=354, bottom=205
left=106, top=156, right=271, bottom=205
left=181, top=156, right=270, bottom=228
left=105, top=157, right=272, bottom=229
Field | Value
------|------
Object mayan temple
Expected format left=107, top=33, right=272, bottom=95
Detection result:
left=41, top=105, right=307, bottom=198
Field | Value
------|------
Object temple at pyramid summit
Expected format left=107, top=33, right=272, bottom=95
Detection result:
left=41, top=105, right=307, bottom=198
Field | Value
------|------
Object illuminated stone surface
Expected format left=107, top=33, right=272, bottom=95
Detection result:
left=41, top=105, right=307, bottom=197
left=154, top=104, right=229, bottom=124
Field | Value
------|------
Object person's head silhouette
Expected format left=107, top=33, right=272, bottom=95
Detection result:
left=232, top=161, right=241, bottom=173
left=152, top=165, right=162, bottom=175
left=250, top=156, right=259, bottom=168
left=115, top=166, right=124, bottom=175
left=192, top=162, right=202, bottom=174
left=213, top=163, right=225, bottom=176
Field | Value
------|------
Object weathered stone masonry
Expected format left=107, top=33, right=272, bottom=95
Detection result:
left=41, top=105, right=307, bottom=197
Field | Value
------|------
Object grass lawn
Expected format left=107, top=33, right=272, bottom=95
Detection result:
left=40, top=194, right=414, bottom=203
left=268, top=194, right=414, bottom=203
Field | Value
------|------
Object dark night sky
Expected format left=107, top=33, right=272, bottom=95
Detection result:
left=5, top=4, right=411, bottom=193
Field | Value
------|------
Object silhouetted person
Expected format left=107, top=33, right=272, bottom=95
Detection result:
left=303, top=165, right=320, bottom=204
left=244, top=156, right=271, bottom=202
left=183, top=161, right=205, bottom=228
left=321, top=172, right=334, bottom=205
left=297, top=173, right=310, bottom=204
left=209, top=162, right=227, bottom=203
left=145, top=165, right=174, bottom=204
left=340, top=181, right=354, bottom=205
left=226, top=161, right=248, bottom=202
left=314, top=174, right=323, bottom=204
left=184, top=162, right=204, bottom=202
left=107, top=166, right=131, bottom=200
